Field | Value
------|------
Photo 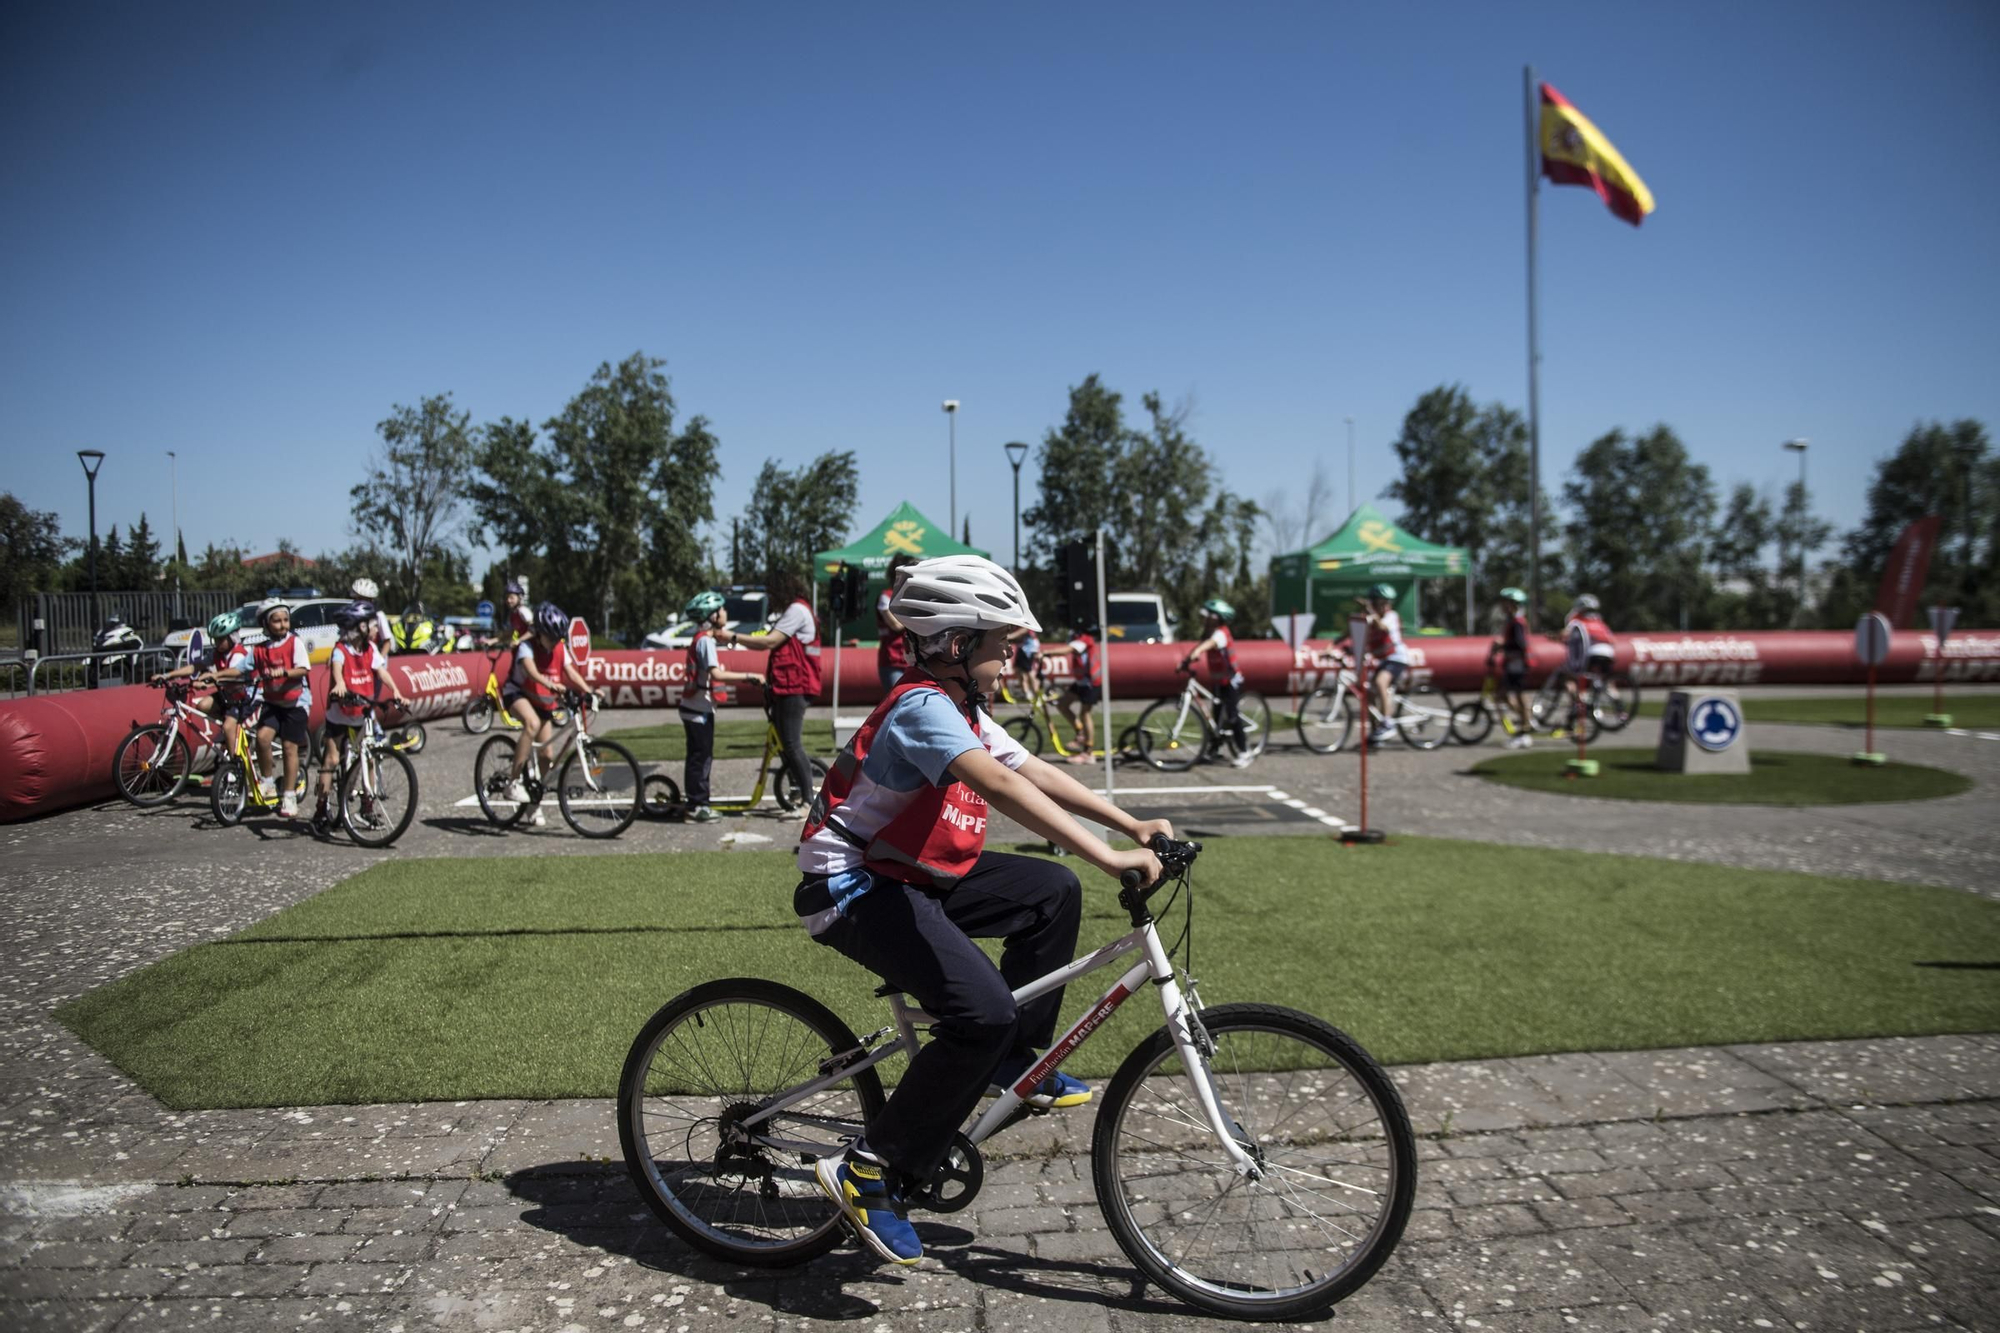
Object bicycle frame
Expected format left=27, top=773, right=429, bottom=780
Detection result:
left=481, top=664, right=525, bottom=729
left=738, top=911, right=1259, bottom=1178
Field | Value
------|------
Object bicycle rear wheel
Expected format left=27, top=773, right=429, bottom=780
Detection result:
left=1222, top=689, right=1271, bottom=761
left=1002, top=715, right=1044, bottom=757
left=1395, top=698, right=1447, bottom=751
left=774, top=758, right=829, bottom=813
left=473, top=735, right=530, bottom=827
left=618, top=978, right=887, bottom=1267
left=114, top=724, right=190, bottom=806
left=1136, top=698, right=1212, bottom=772
left=1449, top=699, right=1494, bottom=747
left=1594, top=674, right=1639, bottom=732
left=392, top=721, right=428, bottom=754
left=1092, top=1002, right=1416, bottom=1321
left=558, top=738, right=642, bottom=838
left=341, top=747, right=418, bottom=848
left=643, top=773, right=682, bottom=818
left=1295, top=686, right=1354, bottom=755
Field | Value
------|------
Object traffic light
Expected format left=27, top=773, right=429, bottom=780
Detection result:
left=1052, top=539, right=1117, bottom=630
left=827, top=563, right=868, bottom=621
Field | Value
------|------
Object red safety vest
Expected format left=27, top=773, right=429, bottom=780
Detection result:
left=801, top=672, right=987, bottom=888
left=1071, top=633, right=1101, bottom=686
left=685, top=629, right=716, bottom=704
left=524, top=639, right=567, bottom=706
left=769, top=600, right=822, bottom=696
left=254, top=635, right=305, bottom=705
left=335, top=642, right=379, bottom=700
left=1568, top=612, right=1616, bottom=646
left=1204, top=626, right=1240, bottom=683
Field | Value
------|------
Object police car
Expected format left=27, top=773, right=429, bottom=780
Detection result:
left=163, top=594, right=350, bottom=660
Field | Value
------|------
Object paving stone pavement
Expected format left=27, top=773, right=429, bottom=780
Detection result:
left=2, top=1034, right=1996, bottom=1331
left=2, top=700, right=1997, bottom=1329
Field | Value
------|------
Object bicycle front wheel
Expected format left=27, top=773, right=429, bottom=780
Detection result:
left=643, top=773, right=682, bottom=818
left=1091, top=1002, right=1416, bottom=1322
left=1002, top=715, right=1044, bottom=757
left=462, top=696, right=494, bottom=735
left=1136, top=698, right=1212, bottom=772
left=211, top=754, right=250, bottom=826
left=114, top=724, right=190, bottom=806
left=393, top=721, right=428, bottom=755
left=1449, top=700, right=1494, bottom=747
left=1594, top=674, right=1639, bottom=732
left=618, top=978, right=887, bottom=1267
left=473, top=735, right=530, bottom=827
left=1396, top=698, right=1447, bottom=751
left=1295, top=686, right=1353, bottom=755
left=558, top=738, right=642, bottom=838
left=341, top=747, right=418, bottom=848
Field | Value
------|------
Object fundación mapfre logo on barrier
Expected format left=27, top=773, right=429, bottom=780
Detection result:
left=1628, top=635, right=1764, bottom=686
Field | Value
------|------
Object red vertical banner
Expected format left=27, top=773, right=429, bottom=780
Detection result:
left=1874, top=516, right=1941, bottom=628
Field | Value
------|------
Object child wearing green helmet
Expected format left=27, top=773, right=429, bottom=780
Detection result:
left=1357, top=584, right=1409, bottom=747
left=149, top=610, right=262, bottom=761
left=1489, top=587, right=1534, bottom=747
left=680, top=590, right=765, bottom=821
left=1180, top=598, right=1252, bottom=766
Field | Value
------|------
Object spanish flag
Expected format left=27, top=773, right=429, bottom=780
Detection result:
left=1539, top=82, right=1655, bottom=226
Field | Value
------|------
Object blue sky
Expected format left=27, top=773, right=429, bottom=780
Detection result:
left=4, top=1, right=1996, bottom=580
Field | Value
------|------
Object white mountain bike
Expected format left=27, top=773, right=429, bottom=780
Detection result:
left=617, top=836, right=1416, bottom=1322
left=1134, top=667, right=1271, bottom=771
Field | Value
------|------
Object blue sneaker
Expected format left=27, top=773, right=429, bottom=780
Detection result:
left=815, top=1148, right=921, bottom=1265
left=986, top=1057, right=1092, bottom=1109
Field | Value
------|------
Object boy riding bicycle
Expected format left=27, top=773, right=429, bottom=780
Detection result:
left=796, top=555, right=1169, bottom=1266
left=1564, top=594, right=1617, bottom=683
left=1358, top=583, right=1410, bottom=747
left=1490, top=587, right=1534, bottom=748
left=251, top=602, right=313, bottom=818
left=314, top=601, right=410, bottom=831
left=1180, top=597, right=1251, bottom=767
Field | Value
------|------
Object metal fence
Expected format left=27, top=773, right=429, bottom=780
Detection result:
left=13, top=590, right=239, bottom=658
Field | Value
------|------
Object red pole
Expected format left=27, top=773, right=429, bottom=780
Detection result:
left=1867, top=663, right=1877, bottom=754
left=1354, top=671, right=1368, bottom=832
left=1575, top=676, right=1587, bottom=767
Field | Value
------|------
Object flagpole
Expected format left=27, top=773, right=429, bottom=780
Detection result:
left=1523, top=64, right=1544, bottom=633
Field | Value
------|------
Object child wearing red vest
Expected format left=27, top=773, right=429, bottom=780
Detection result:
left=795, top=556, right=1169, bottom=1267
left=251, top=601, right=313, bottom=818
left=718, top=567, right=822, bottom=805
left=1056, top=623, right=1102, bottom=764
left=677, top=590, right=764, bottom=822
left=313, top=601, right=409, bottom=830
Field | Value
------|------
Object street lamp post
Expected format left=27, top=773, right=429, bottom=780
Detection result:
left=1344, top=416, right=1356, bottom=519
left=166, top=450, right=180, bottom=617
left=943, top=400, right=960, bottom=535
left=77, top=449, right=106, bottom=625
left=1004, top=441, right=1030, bottom=572
left=1784, top=438, right=1809, bottom=622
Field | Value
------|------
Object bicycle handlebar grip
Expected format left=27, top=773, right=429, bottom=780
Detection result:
left=1120, top=867, right=1148, bottom=891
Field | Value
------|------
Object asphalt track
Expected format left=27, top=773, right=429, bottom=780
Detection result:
left=2, top=694, right=1996, bottom=1329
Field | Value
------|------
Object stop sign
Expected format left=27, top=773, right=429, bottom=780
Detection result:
left=568, top=616, right=592, bottom=663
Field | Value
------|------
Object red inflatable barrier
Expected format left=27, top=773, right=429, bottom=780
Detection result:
left=7, top=629, right=1998, bottom=822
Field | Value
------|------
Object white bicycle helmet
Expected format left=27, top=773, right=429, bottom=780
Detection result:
left=350, top=577, right=379, bottom=599
left=890, top=556, right=1041, bottom=637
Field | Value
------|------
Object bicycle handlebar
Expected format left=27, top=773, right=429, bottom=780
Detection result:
left=1119, top=833, right=1203, bottom=893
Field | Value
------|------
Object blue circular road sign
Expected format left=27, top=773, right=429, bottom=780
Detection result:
left=1688, top=696, right=1743, bottom=752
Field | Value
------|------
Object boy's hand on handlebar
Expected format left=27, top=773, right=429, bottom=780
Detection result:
left=1130, top=817, right=1176, bottom=847
left=1099, top=845, right=1163, bottom=888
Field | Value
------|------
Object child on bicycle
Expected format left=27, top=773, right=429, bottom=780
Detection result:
left=1490, top=587, right=1534, bottom=748
left=503, top=601, right=598, bottom=827
left=1179, top=597, right=1252, bottom=767
left=1056, top=621, right=1101, bottom=764
left=1564, top=594, right=1617, bottom=684
left=314, top=601, right=410, bottom=831
left=193, top=610, right=262, bottom=763
left=679, top=590, right=765, bottom=823
left=795, top=555, right=1169, bottom=1266
left=1358, top=583, right=1410, bottom=747
left=251, top=601, right=313, bottom=818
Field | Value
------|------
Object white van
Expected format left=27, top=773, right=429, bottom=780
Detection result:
left=1105, top=592, right=1176, bottom=644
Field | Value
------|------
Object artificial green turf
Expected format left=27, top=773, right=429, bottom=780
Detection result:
left=1634, top=694, right=2000, bottom=731
left=603, top=718, right=837, bottom=763
left=1472, top=747, right=1972, bottom=806
left=55, top=840, right=2000, bottom=1110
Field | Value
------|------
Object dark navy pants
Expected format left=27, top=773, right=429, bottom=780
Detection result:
left=800, top=851, right=1083, bottom=1186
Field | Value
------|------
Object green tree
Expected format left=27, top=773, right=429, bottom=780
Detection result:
left=1023, top=373, right=1125, bottom=564
left=1384, top=386, right=1546, bottom=630
left=471, top=353, right=719, bottom=643
left=736, top=451, right=859, bottom=588
left=0, top=493, right=76, bottom=607
left=1704, top=483, right=1780, bottom=629
left=120, top=513, right=162, bottom=590
left=351, top=394, right=476, bottom=609
left=1773, top=480, right=1833, bottom=627
left=191, top=542, right=248, bottom=592
left=1561, top=426, right=1718, bottom=630
left=1823, top=420, right=1992, bottom=627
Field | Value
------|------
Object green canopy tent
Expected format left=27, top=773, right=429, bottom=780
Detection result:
left=813, top=501, right=991, bottom=643
left=1268, top=504, right=1473, bottom=640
